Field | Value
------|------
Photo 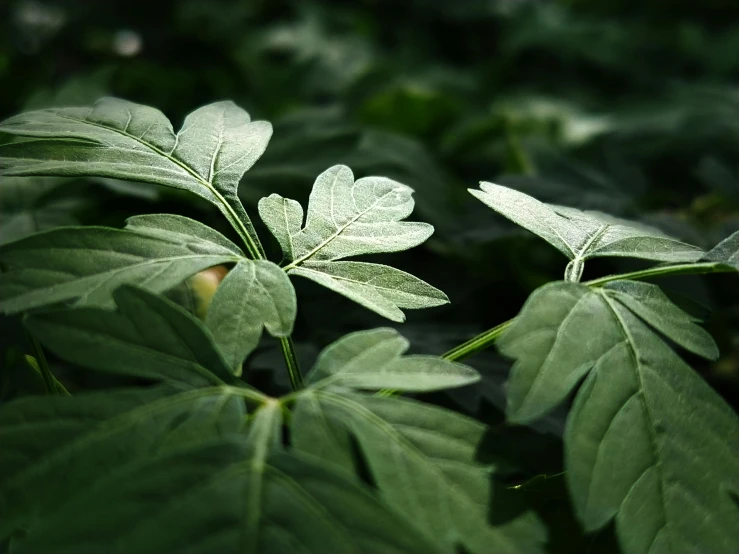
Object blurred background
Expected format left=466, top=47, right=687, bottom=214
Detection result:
left=2, top=1, right=739, bottom=550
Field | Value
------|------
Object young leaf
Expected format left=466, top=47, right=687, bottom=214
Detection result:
left=498, top=280, right=739, bottom=554
left=25, top=286, right=235, bottom=386
left=0, top=387, right=439, bottom=554
left=0, top=213, right=243, bottom=314
left=205, top=260, right=297, bottom=372
left=306, top=327, right=479, bottom=392
left=292, top=390, right=546, bottom=554
left=0, top=97, right=272, bottom=253
left=258, top=165, right=447, bottom=321
left=469, top=183, right=704, bottom=278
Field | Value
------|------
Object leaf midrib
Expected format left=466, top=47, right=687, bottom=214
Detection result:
left=283, top=189, right=400, bottom=270
left=54, top=111, right=261, bottom=258
left=599, top=291, right=670, bottom=544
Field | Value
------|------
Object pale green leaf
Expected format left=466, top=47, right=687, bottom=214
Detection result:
left=205, top=260, right=297, bottom=373
left=24, top=286, right=235, bottom=386
left=257, top=165, right=445, bottom=321
left=306, top=327, right=479, bottom=392
left=259, top=165, right=433, bottom=264
left=498, top=280, right=739, bottom=554
left=289, top=261, right=448, bottom=322
left=293, top=390, right=546, bottom=554
left=469, top=183, right=703, bottom=267
left=0, top=213, right=243, bottom=314
left=0, top=387, right=438, bottom=554
left=0, top=97, right=272, bottom=249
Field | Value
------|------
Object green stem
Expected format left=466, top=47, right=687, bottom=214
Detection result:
left=584, top=261, right=735, bottom=287
left=428, top=261, right=737, bottom=366
left=442, top=320, right=515, bottom=362
left=279, top=336, right=304, bottom=391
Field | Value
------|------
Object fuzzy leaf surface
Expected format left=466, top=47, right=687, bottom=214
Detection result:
left=0, top=98, right=272, bottom=249
left=205, top=260, right=297, bottom=372
left=469, top=183, right=703, bottom=265
left=0, top=213, right=243, bottom=314
left=498, top=280, right=739, bottom=554
left=258, top=165, right=446, bottom=320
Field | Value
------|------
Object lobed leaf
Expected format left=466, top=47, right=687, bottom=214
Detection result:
left=25, top=286, right=235, bottom=386
left=469, top=183, right=703, bottom=276
left=0, top=213, right=243, bottom=314
left=498, top=280, right=739, bottom=554
left=306, top=327, right=479, bottom=392
left=0, top=387, right=438, bottom=554
left=0, top=98, right=272, bottom=251
left=258, top=165, right=447, bottom=321
left=292, top=390, right=546, bottom=554
left=205, top=260, right=297, bottom=373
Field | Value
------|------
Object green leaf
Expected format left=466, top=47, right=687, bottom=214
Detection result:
left=259, top=165, right=433, bottom=263
left=0, top=387, right=438, bottom=554
left=704, top=229, right=739, bottom=266
left=0, top=384, right=250, bottom=541
left=498, top=280, right=739, bottom=554
left=258, top=164, right=447, bottom=320
left=0, top=213, right=243, bottom=314
left=0, top=97, right=272, bottom=253
left=25, top=286, right=235, bottom=386
left=0, top=177, right=83, bottom=245
left=469, top=183, right=704, bottom=279
left=306, top=327, right=479, bottom=392
left=292, top=390, right=546, bottom=554
left=289, top=261, right=448, bottom=322
left=205, top=260, right=297, bottom=373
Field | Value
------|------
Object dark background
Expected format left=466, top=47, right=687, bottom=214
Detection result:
left=2, top=1, right=739, bottom=551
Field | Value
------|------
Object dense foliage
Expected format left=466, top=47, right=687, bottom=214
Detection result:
left=1, top=1, right=739, bottom=553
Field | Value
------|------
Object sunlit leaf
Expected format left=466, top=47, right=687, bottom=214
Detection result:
left=258, top=164, right=446, bottom=320
left=469, top=183, right=703, bottom=280
left=205, top=260, right=296, bottom=372
left=0, top=97, right=272, bottom=250
left=0, top=214, right=243, bottom=314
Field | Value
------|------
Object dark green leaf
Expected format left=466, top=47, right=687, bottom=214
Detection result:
left=25, top=286, right=235, bottom=386
left=0, top=98, right=271, bottom=249
left=498, top=281, right=739, bottom=554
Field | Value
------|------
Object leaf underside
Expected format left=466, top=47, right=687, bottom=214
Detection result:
left=470, top=182, right=704, bottom=266
left=0, top=97, right=272, bottom=250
